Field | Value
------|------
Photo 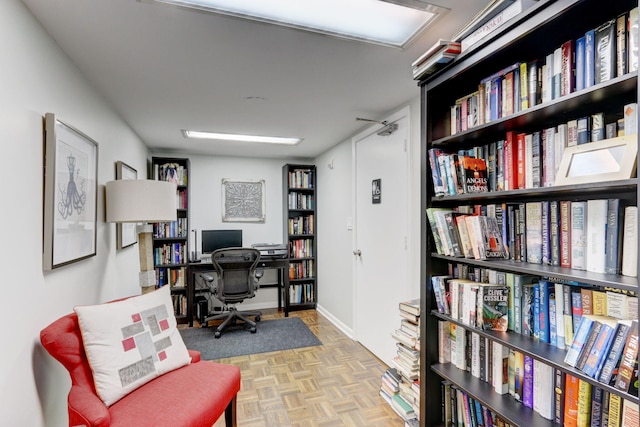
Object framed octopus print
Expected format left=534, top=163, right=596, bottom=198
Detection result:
left=43, top=113, right=99, bottom=270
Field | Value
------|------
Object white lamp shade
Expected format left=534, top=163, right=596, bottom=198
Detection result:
left=105, top=180, right=177, bottom=223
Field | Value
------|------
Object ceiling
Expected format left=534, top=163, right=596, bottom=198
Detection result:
left=22, top=0, right=491, bottom=159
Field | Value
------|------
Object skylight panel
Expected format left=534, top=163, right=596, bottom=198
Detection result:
left=148, top=0, right=447, bottom=47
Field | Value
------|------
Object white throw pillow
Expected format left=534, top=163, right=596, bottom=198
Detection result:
left=74, top=286, right=191, bottom=406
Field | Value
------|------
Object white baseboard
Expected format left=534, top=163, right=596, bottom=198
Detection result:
left=316, top=304, right=354, bottom=339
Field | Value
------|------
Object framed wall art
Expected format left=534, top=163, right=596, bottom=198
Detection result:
left=43, top=113, right=99, bottom=270
left=222, top=179, right=265, bottom=222
left=115, top=161, right=138, bottom=250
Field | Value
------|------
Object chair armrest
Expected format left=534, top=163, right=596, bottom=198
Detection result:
left=188, top=349, right=201, bottom=363
left=68, top=385, right=111, bottom=427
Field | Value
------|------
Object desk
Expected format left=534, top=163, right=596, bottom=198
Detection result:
left=187, top=258, right=291, bottom=326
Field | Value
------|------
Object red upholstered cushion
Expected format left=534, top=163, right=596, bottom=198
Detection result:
left=108, top=361, right=240, bottom=427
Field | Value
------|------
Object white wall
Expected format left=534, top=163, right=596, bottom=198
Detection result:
left=314, top=97, right=422, bottom=336
left=2, top=1, right=150, bottom=425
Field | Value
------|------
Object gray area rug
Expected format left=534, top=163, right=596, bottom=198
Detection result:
left=179, top=317, right=322, bottom=360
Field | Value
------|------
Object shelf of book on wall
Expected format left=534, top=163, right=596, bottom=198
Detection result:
left=419, top=1, right=640, bottom=426
left=150, top=156, right=190, bottom=323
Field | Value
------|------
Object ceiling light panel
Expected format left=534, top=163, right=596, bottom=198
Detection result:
left=182, top=130, right=302, bottom=145
left=148, top=0, right=447, bottom=47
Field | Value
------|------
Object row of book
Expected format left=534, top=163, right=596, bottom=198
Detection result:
left=288, top=238, right=313, bottom=259
left=176, top=189, right=187, bottom=209
left=411, top=39, right=461, bottom=80
left=153, top=242, right=186, bottom=266
left=426, top=210, right=506, bottom=261
left=442, top=380, right=542, bottom=427
left=384, top=298, right=421, bottom=423
left=438, top=318, right=639, bottom=425
left=433, top=110, right=637, bottom=197
left=287, top=169, right=314, bottom=189
left=288, top=283, right=314, bottom=304
left=565, top=315, right=638, bottom=389
left=171, top=294, right=188, bottom=317
left=288, top=214, right=314, bottom=235
left=427, top=199, right=638, bottom=277
left=287, top=192, right=314, bottom=210
left=153, top=218, right=188, bottom=238
left=433, top=266, right=638, bottom=348
left=154, top=162, right=188, bottom=186
left=288, top=259, right=314, bottom=280
left=449, top=7, right=638, bottom=136
left=156, top=266, right=186, bottom=288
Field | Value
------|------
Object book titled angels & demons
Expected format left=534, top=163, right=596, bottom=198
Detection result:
left=461, top=156, right=488, bottom=193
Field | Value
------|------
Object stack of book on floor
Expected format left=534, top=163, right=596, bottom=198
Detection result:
left=412, top=39, right=461, bottom=80
left=384, top=298, right=421, bottom=423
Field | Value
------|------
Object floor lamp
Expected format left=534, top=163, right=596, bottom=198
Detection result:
left=105, top=179, right=177, bottom=294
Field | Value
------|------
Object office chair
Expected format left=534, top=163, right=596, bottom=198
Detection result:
left=201, top=247, right=263, bottom=338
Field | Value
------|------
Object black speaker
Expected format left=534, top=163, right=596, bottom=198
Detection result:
left=194, top=296, right=208, bottom=323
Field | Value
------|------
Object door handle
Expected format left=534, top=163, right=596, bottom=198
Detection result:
left=353, top=249, right=362, bottom=256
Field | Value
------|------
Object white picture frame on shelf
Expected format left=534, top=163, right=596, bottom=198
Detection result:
left=43, top=113, right=99, bottom=270
left=222, top=179, right=265, bottom=222
left=554, top=134, right=638, bottom=186
left=115, top=161, right=138, bottom=250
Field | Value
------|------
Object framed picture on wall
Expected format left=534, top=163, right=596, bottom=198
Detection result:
left=222, top=179, right=266, bottom=222
left=115, top=161, right=138, bottom=249
left=43, top=113, right=99, bottom=270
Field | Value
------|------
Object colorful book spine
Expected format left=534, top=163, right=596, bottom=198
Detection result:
left=598, top=320, right=633, bottom=384
left=565, top=315, right=595, bottom=367
left=523, top=355, right=534, bottom=409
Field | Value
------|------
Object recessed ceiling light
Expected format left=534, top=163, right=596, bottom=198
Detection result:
left=145, top=0, right=448, bottom=48
left=182, top=130, right=302, bottom=145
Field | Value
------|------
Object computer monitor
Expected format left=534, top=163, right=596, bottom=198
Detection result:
left=201, top=229, right=243, bottom=254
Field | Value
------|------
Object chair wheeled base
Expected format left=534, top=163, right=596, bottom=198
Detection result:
left=204, top=307, right=262, bottom=338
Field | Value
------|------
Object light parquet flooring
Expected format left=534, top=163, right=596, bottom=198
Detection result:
left=198, top=309, right=406, bottom=427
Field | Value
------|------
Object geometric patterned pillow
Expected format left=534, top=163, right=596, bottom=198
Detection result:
left=74, top=286, right=191, bottom=406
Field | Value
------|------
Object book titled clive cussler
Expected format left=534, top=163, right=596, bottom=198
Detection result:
left=461, top=156, right=488, bottom=193
left=478, top=285, right=509, bottom=332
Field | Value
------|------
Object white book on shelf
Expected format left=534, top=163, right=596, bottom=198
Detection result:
left=532, top=360, right=554, bottom=420
left=570, top=201, right=587, bottom=270
left=622, top=206, right=638, bottom=277
left=586, top=199, right=608, bottom=274
left=492, top=341, right=509, bottom=394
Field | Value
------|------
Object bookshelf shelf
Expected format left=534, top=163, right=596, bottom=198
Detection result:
left=432, top=309, right=640, bottom=407
left=433, top=364, right=556, bottom=427
left=419, top=1, right=639, bottom=426
left=283, top=164, right=317, bottom=315
left=430, top=254, right=639, bottom=291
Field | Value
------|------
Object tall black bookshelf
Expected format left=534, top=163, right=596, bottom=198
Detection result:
left=419, top=1, right=639, bottom=426
left=283, top=164, right=317, bottom=314
left=150, top=156, right=190, bottom=324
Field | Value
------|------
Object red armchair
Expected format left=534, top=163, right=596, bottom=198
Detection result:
left=40, top=310, right=241, bottom=427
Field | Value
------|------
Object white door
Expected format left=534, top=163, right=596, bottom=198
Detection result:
left=354, top=110, right=410, bottom=366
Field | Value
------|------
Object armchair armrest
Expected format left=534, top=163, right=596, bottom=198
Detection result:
left=68, top=385, right=111, bottom=427
left=188, top=349, right=201, bottom=363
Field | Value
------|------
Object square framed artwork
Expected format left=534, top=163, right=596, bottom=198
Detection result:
left=43, top=113, right=99, bottom=270
left=115, top=161, right=138, bottom=249
left=222, top=179, right=265, bottom=222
